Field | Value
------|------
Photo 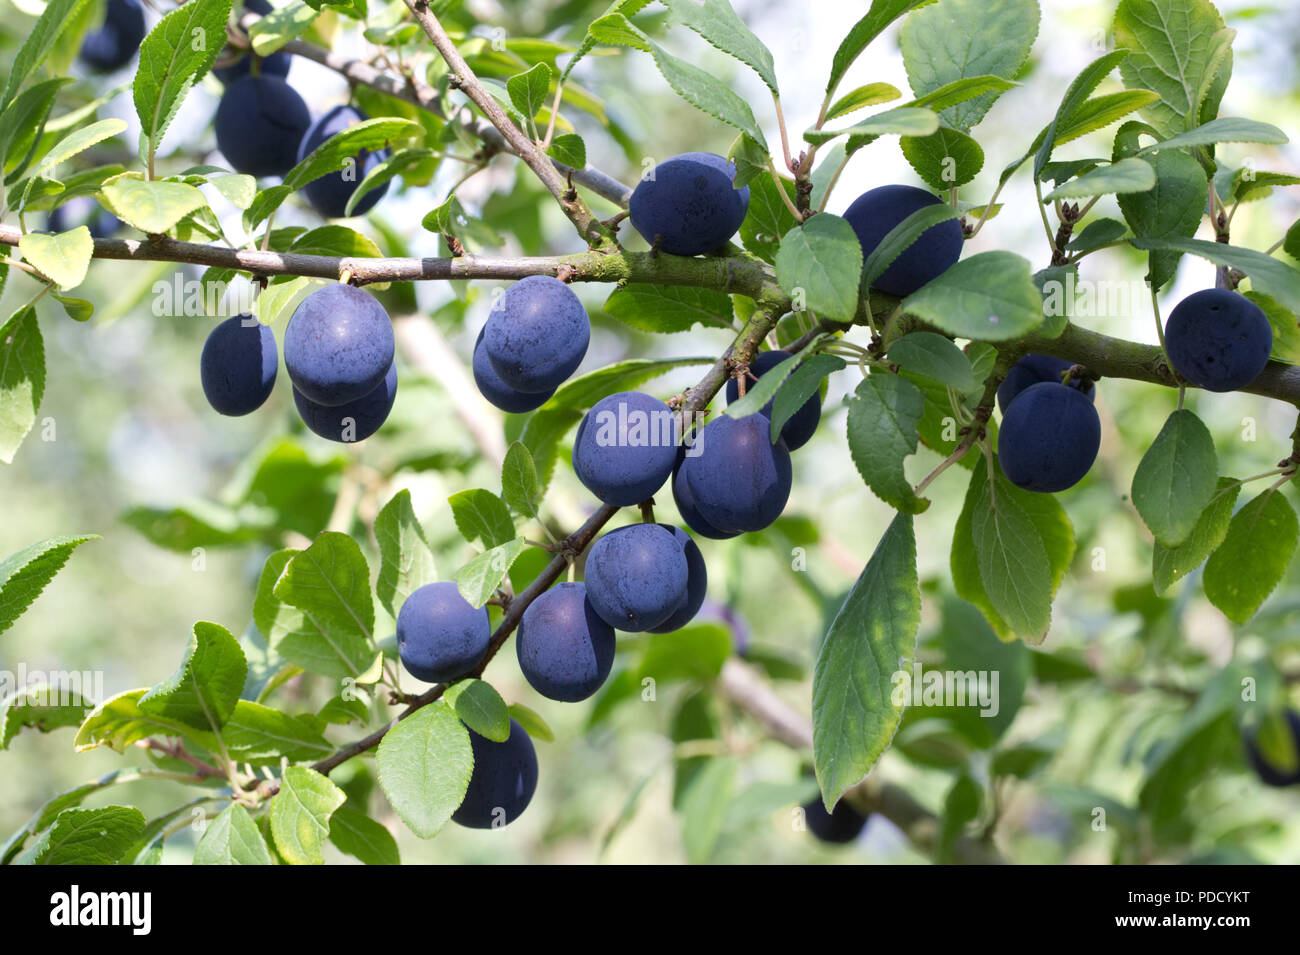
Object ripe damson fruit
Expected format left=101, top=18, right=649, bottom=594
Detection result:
left=997, top=381, right=1101, bottom=493
left=213, top=0, right=292, bottom=85
left=451, top=719, right=539, bottom=829
left=680, top=414, right=792, bottom=534
left=472, top=328, right=554, bottom=413
left=997, top=353, right=1095, bottom=413
left=396, top=582, right=491, bottom=683
left=284, top=283, right=395, bottom=406
left=583, top=523, right=690, bottom=632
left=671, top=448, right=738, bottom=540
left=648, top=525, right=707, bottom=634
left=724, top=349, right=822, bottom=450
left=802, top=798, right=868, bottom=845
left=1244, top=709, right=1300, bottom=787
left=628, top=152, right=750, bottom=256
left=215, top=75, right=311, bottom=178
left=572, top=391, right=679, bottom=506
left=78, top=0, right=146, bottom=73
left=1164, top=288, right=1272, bottom=392
left=297, top=105, right=390, bottom=218
left=482, top=275, right=589, bottom=394
left=516, top=581, right=615, bottom=702
left=48, top=196, right=121, bottom=240
left=843, top=184, right=963, bottom=297
left=199, top=315, right=277, bottom=416
left=294, top=362, right=396, bottom=443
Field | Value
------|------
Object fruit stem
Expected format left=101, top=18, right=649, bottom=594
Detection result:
left=767, top=158, right=804, bottom=222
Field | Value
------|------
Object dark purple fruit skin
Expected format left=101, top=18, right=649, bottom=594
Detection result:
left=293, top=362, right=397, bottom=442
left=482, top=275, right=589, bottom=394
left=451, top=719, right=539, bottom=829
left=297, top=105, right=390, bottom=218
left=214, top=0, right=292, bottom=85
left=472, top=328, right=554, bottom=413
left=671, top=449, right=739, bottom=540
left=396, top=582, right=491, bottom=684
left=803, top=798, right=867, bottom=844
left=724, top=349, right=821, bottom=450
left=516, top=582, right=615, bottom=702
left=583, top=524, right=690, bottom=632
left=997, top=381, right=1100, bottom=493
left=571, top=391, right=679, bottom=506
left=1244, top=709, right=1300, bottom=787
left=1165, top=288, right=1272, bottom=393
left=78, top=0, right=146, bottom=73
left=997, top=353, right=1095, bottom=414
left=680, top=413, right=792, bottom=534
left=648, top=525, right=707, bottom=634
left=215, top=75, right=311, bottom=178
left=842, top=184, right=963, bottom=297
left=628, top=152, right=750, bottom=256
left=284, top=283, right=395, bottom=406
left=200, top=315, right=277, bottom=416
left=48, top=196, right=122, bottom=239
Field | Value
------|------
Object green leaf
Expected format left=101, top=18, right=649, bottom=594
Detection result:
left=1153, top=477, right=1240, bottom=595
left=0, top=307, right=45, bottom=464
left=738, top=173, right=798, bottom=263
left=100, top=173, right=207, bottom=234
left=343, top=147, right=437, bottom=216
left=507, top=702, right=553, bottom=742
left=1139, top=237, right=1300, bottom=313
left=660, top=0, right=779, bottom=94
left=1136, top=117, right=1287, bottom=156
left=968, top=464, right=1055, bottom=641
left=0, top=78, right=71, bottom=182
left=1203, top=488, right=1299, bottom=624
left=803, top=106, right=940, bottom=147
left=74, top=689, right=197, bottom=754
left=769, top=353, right=844, bottom=442
left=138, top=621, right=246, bottom=732
left=846, top=373, right=926, bottom=512
left=826, top=82, right=902, bottom=122
left=1069, top=218, right=1129, bottom=253
left=637, top=623, right=732, bottom=684
left=862, top=201, right=963, bottom=291
left=269, top=766, right=346, bottom=865
left=445, top=679, right=510, bottom=743
left=455, top=537, right=528, bottom=609
left=1116, top=143, right=1208, bottom=292
left=36, top=119, right=128, bottom=174
left=774, top=214, right=864, bottom=321
left=901, top=126, right=984, bottom=191
left=813, top=512, right=920, bottom=809
left=134, top=0, right=234, bottom=158
left=506, top=62, right=552, bottom=121
left=501, top=442, right=541, bottom=517
left=603, top=284, right=735, bottom=333
left=21, top=806, right=144, bottom=865
left=0, top=534, right=96, bottom=636
left=1034, top=49, right=1129, bottom=174
left=679, top=756, right=737, bottom=863
left=0, top=680, right=93, bottom=750
left=374, top=489, right=437, bottom=619
left=546, top=133, right=586, bottom=170
left=1, top=771, right=126, bottom=864
left=886, top=332, right=975, bottom=391
left=827, top=0, right=934, bottom=95
left=1244, top=290, right=1300, bottom=364
left=207, top=699, right=333, bottom=765
left=376, top=700, right=473, bottom=838
left=248, top=0, right=317, bottom=55
left=901, top=250, right=1042, bottom=341
left=194, top=804, right=273, bottom=865
left=448, top=488, right=516, bottom=549
left=327, top=806, right=400, bottom=865
left=726, top=352, right=800, bottom=420
left=1, top=0, right=92, bottom=109
left=290, top=224, right=383, bottom=259
left=1042, top=157, right=1156, bottom=201
left=1131, top=409, right=1218, bottom=548
left=561, top=0, right=651, bottom=82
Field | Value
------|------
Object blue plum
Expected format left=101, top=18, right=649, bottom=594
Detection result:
left=671, top=448, right=739, bottom=540
left=571, top=391, right=679, bottom=506
left=516, top=581, right=615, bottom=702
left=482, top=275, right=589, bottom=393
left=297, top=105, right=390, bottom=218
left=451, top=719, right=539, bottom=829
left=48, top=196, right=121, bottom=239
left=629, top=152, right=750, bottom=256
left=1164, top=288, right=1272, bottom=392
left=396, top=581, right=491, bottom=683
left=997, top=353, right=1095, bottom=413
left=803, top=798, right=867, bottom=844
left=842, top=184, right=963, bottom=297
left=284, top=283, right=394, bottom=406
left=997, top=381, right=1100, bottom=493
left=583, top=523, right=690, bottom=632
left=680, top=413, right=792, bottom=534
left=200, top=315, right=277, bottom=416
left=1244, top=709, right=1300, bottom=788
left=293, top=362, right=397, bottom=442
left=472, top=327, right=554, bottom=413
left=215, top=75, right=311, bottom=178
left=78, top=0, right=146, bottom=73
left=724, top=349, right=822, bottom=450
left=214, top=0, right=292, bottom=85
left=648, top=525, right=707, bottom=634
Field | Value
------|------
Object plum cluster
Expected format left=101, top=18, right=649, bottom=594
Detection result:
left=997, top=354, right=1101, bottom=493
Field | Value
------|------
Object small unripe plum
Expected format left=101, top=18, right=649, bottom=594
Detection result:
left=583, top=524, right=690, bottom=632
left=214, top=0, right=292, bottom=85
left=396, top=581, right=491, bottom=683
left=571, top=391, right=679, bottom=506
left=842, top=184, right=963, bottom=297
left=284, top=283, right=395, bottom=406
left=997, top=381, right=1100, bottom=493
left=293, top=362, right=397, bottom=442
left=724, top=349, right=821, bottom=450
left=472, top=328, right=554, bottom=413
left=1244, top=709, right=1300, bottom=787
left=680, top=413, right=792, bottom=534
left=802, top=797, right=867, bottom=844
left=482, top=275, right=589, bottom=394
left=78, top=0, right=146, bottom=74
left=1164, top=288, right=1272, bottom=392
left=200, top=315, right=277, bottom=416
left=671, top=449, right=739, bottom=540
left=297, top=105, right=390, bottom=219
left=516, top=581, right=615, bottom=702
left=451, top=719, right=539, bottom=829
left=628, top=152, right=750, bottom=256
left=48, top=196, right=121, bottom=240
left=648, top=525, right=708, bottom=634
left=215, top=75, right=311, bottom=178
left=997, top=353, right=1095, bottom=413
